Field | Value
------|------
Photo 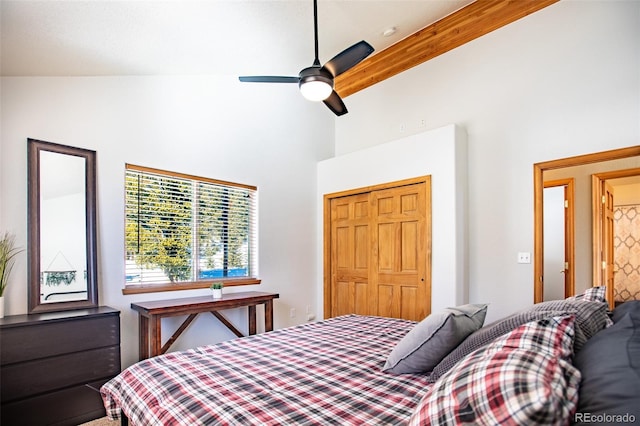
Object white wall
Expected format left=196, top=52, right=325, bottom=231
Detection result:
left=317, top=124, right=468, bottom=314
left=0, top=75, right=334, bottom=367
left=1, top=0, right=638, bottom=367
left=334, top=0, right=640, bottom=322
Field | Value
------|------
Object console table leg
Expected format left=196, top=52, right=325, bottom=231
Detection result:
left=248, top=305, right=257, bottom=335
left=139, top=315, right=149, bottom=361
left=150, top=315, right=162, bottom=357
left=162, top=313, right=198, bottom=354
left=265, top=300, right=274, bottom=332
left=211, top=311, right=244, bottom=338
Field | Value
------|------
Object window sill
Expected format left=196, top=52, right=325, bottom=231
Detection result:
left=122, top=278, right=262, bottom=295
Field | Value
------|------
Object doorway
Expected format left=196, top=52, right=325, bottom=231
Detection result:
left=592, top=169, right=640, bottom=309
left=543, top=179, right=574, bottom=300
left=533, top=145, right=640, bottom=304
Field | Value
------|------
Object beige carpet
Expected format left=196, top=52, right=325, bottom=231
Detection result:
left=79, top=417, right=119, bottom=426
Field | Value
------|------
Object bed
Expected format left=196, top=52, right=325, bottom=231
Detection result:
left=101, top=292, right=640, bottom=426
left=101, top=314, right=432, bottom=425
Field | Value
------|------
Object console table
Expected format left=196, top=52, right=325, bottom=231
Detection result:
left=131, top=291, right=279, bottom=360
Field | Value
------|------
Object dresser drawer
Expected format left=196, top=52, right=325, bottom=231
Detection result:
left=1, top=345, right=120, bottom=403
left=1, top=379, right=109, bottom=426
left=1, top=314, right=119, bottom=364
left=0, top=307, right=120, bottom=425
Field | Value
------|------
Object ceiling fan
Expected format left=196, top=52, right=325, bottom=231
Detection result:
left=239, top=0, right=374, bottom=116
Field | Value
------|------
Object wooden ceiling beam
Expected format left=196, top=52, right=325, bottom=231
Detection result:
left=335, top=0, right=560, bottom=98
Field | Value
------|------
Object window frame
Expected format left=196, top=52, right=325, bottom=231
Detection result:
left=123, top=164, right=260, bottom=295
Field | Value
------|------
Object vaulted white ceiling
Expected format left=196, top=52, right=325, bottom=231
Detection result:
left=0, top=0, right=473, bottom=77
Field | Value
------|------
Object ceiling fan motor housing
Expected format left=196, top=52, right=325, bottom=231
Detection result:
left=299, top=66, right=334, bottom=89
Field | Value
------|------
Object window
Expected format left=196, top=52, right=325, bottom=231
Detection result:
left=124, top=164, right=258, bottom=293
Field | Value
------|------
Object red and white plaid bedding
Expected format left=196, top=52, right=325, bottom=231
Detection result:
left=101, top=315, right=432, bottom=425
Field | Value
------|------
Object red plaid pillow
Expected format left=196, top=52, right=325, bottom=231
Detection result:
left=409, top=315, right=581, bottom=426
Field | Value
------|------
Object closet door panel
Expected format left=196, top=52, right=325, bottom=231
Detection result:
left=327, top=178, right=431, bottom=321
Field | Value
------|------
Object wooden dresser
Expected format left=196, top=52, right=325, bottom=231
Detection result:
left=0, top=306, right=121, bottom=426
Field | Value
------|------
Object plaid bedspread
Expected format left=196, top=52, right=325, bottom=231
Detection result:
left=101, top=315, right=431, bottom=425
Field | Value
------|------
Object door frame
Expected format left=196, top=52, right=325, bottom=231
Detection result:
left=543, top=178, right=575, bottom=299
left=533, top=146, right=640, bottom=303
left=323, top=176, right=431, bottom=318
left=591, top=167, right=640, bottom=309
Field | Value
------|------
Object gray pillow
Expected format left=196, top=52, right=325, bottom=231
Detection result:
left=612, top=300, right=640, bottom=323
left=528, top=299, right=610, bottom=349
left=429, top=299, right=610, bottom=382
left=573, top=310, right=640, bottom=424
left=566, top=286, right=608, bottom=303
left=383, top=303, right=487, bottom=374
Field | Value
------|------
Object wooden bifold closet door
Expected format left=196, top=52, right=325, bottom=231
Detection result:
left=325, top=177, right=431, bottom=322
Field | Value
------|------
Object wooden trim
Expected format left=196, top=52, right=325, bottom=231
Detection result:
left=323, top=176, right=429, bottom=199
left=122, top=278, right=261, bottom=295
left=565, top=179, right=575, bottom=299
left=533, top=146, right=640, bottom=303
left=591, top=175, right=602, bottom=291
left=335, top=0, right=559, bottom=98
left=591, top=167, right=640, bottom=182
left=126, top=163, right=257, bottom=191
left=535, top=146, right=640, bottom=171
left=533, top=164, right=544, bottom=302
left=323, top=195, right=332, bottom=319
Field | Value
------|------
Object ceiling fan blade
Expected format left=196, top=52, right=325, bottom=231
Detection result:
left=239, top=76, right=299, bottom=83
left=323, top=91, right=348, bottom=116
left=322, top=40, right=374, bottom=78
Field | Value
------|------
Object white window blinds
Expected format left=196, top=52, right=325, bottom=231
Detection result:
left=125, top=165, right=258, bottom=286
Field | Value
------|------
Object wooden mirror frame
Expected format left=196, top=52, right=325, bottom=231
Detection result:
left=533, top=145, right=640, bottom=304
left=27, top=139, right=98, bottom=313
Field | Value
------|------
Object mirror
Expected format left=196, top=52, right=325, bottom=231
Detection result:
left=533, top=146, right=640, bottom=306
left=28, top=139, right=98, bottom=313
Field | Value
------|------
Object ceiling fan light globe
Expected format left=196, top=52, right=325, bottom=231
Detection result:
left=300, top=80, right=333, bottom=101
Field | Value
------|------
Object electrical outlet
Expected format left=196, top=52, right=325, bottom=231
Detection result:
left=399, top=123, right=406, bottom=132
left=289, top=308, right=296, bottom=318
left=305, top=305, right=314, bottom=322
left=517, top=252, right=531, bottom=264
